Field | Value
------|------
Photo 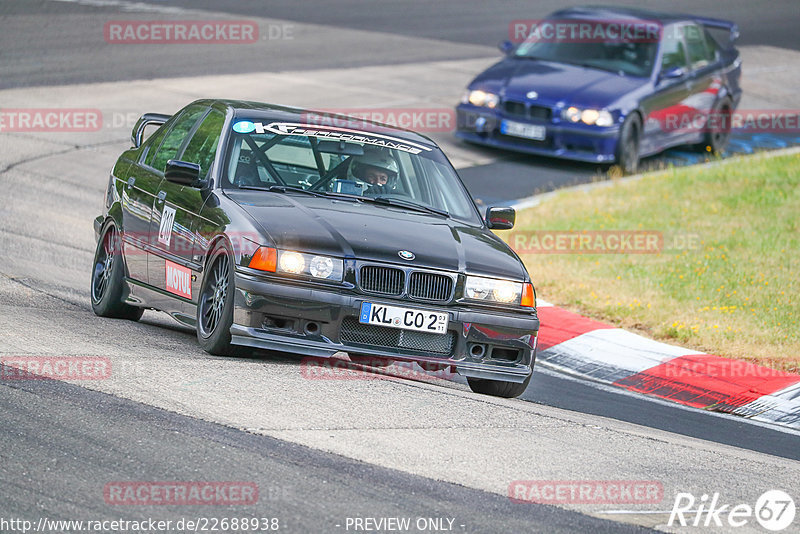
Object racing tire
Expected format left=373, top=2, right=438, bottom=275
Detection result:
left=197, top=243, right=236, bottom=356
left=616, top=113, right=642, bottom=175
left=467, top=373, right=532, bottom=399
left=699, top=98, right=732, bottom=155
left=91, top=224, right=144, bottom=321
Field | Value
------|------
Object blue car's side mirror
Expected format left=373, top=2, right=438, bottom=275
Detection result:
left=498, top=40, right=515, bottom=56
left=660, top=66, right=686, bottom=81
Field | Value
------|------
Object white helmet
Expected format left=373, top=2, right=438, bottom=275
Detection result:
left=347, top=148, right=399, bottom=187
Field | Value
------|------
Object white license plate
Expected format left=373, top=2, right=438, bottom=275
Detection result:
left=501, top=120, right=546, bottom=140
left=359, top=302, right=448, bottom=334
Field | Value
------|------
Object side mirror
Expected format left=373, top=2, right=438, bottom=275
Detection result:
left=131, top=112, right=170, bottom=148
left=486, top=206, right=515, bottom=230
left=659, top=66, right=686, bottom=82
left=498, top=40, right=515, bottom=56
left=165, top=159, right=202, bottom=187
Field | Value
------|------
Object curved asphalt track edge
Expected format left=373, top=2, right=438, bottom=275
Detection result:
left=508, top=147, right=800, bottom=430
left=0, top=374, right=651, bottom=534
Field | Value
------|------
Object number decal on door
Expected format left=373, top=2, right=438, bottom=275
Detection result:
left=158, top=205, right=176, bottom=246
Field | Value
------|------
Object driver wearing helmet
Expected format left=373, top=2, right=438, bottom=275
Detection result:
left=347, top=148, right=398, bottom=195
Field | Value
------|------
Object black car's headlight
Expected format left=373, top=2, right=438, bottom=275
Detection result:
left=463, top=90, right=499, bottom=109
left=249, top=247, right=344, bottom=281
left=562, top=107, right=614, bottom=127
left=464, top=276, right=535, bottom=307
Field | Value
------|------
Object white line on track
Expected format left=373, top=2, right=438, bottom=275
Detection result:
left=49, top=0, right=187, bottom=14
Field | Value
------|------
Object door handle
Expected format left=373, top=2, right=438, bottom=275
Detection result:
left=157, top=190, right=167, bottom=203
left=127, top=177, right=135, bottom=190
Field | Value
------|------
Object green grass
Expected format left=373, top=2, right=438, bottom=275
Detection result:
left=503, top=152, right=800, bottom=372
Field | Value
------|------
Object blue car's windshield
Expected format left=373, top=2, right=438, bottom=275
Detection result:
left=515, top=21, right=659, bottom=77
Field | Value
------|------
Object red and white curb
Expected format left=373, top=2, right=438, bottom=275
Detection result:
left=535, top=299, right=800, bottom=430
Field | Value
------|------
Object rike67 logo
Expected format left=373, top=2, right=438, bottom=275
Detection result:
left=669, top=490, right=795, bottom=531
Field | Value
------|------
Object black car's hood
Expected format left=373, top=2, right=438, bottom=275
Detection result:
left=227, top=191, right=528, bottom=281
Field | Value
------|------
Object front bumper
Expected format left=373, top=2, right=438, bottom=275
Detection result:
left=455, top=104, right=620, bottom=164
left=231, top=270, right=538, bottom=383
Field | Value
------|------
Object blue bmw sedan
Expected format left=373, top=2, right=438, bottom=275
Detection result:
left=456, top=7, right=742, bottom=173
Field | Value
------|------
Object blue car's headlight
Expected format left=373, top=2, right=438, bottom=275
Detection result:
left=562, top=107, right=614, bottom=127
left=463, top=90, right=499, bottom=109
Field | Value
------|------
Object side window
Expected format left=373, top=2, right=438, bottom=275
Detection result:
left=149, top=106, right=207, bottom=173
left=180, top=110, right=224, bottom=178
left=142, top=124, right=169, bottom=167
left=685, top=24, right=714, bottom=69
left=660, top=27, right=688, bottom=72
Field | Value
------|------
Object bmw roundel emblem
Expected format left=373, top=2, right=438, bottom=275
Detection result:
left=526, top=90, right=539, bottom=100
left=398, top=250, right=415, bottom=261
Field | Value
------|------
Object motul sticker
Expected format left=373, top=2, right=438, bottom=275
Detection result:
left=158, top=205, right=176, bottom=246
left=165, top=260, right=192, bottom=299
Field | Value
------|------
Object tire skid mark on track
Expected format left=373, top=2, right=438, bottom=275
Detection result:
left=0, top=272, right=87, bottom=311
left=0, top=228, right=93, bottom=255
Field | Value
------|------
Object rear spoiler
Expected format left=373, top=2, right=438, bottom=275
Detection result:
left=692, top=16, right=739, bottom=47
left=131, top=112, right=171, bottom=148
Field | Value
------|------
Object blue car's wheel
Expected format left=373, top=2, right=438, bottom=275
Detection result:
left=617, top=114, right=641, bottom=175
left=704, top=98, right=732, bottom=155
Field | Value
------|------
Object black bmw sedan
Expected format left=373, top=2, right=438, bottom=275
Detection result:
left=91, top=99, right=539, bottom=398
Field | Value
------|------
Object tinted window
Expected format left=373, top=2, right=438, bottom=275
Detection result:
left=180, top=110, right=224, bottom=178
left=660, top=27, right=688, bottom=71
left=150, top=106, right=207, bottom=173
left=142, top=124, right=169, bottom=167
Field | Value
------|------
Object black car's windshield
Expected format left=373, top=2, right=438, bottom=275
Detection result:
left=223, top=120, right=481, bottom=224
left=514, top=19, right=659, bottom=77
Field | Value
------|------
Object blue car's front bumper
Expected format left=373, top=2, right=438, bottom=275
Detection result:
left=456, top=104, right=621, bottom=164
